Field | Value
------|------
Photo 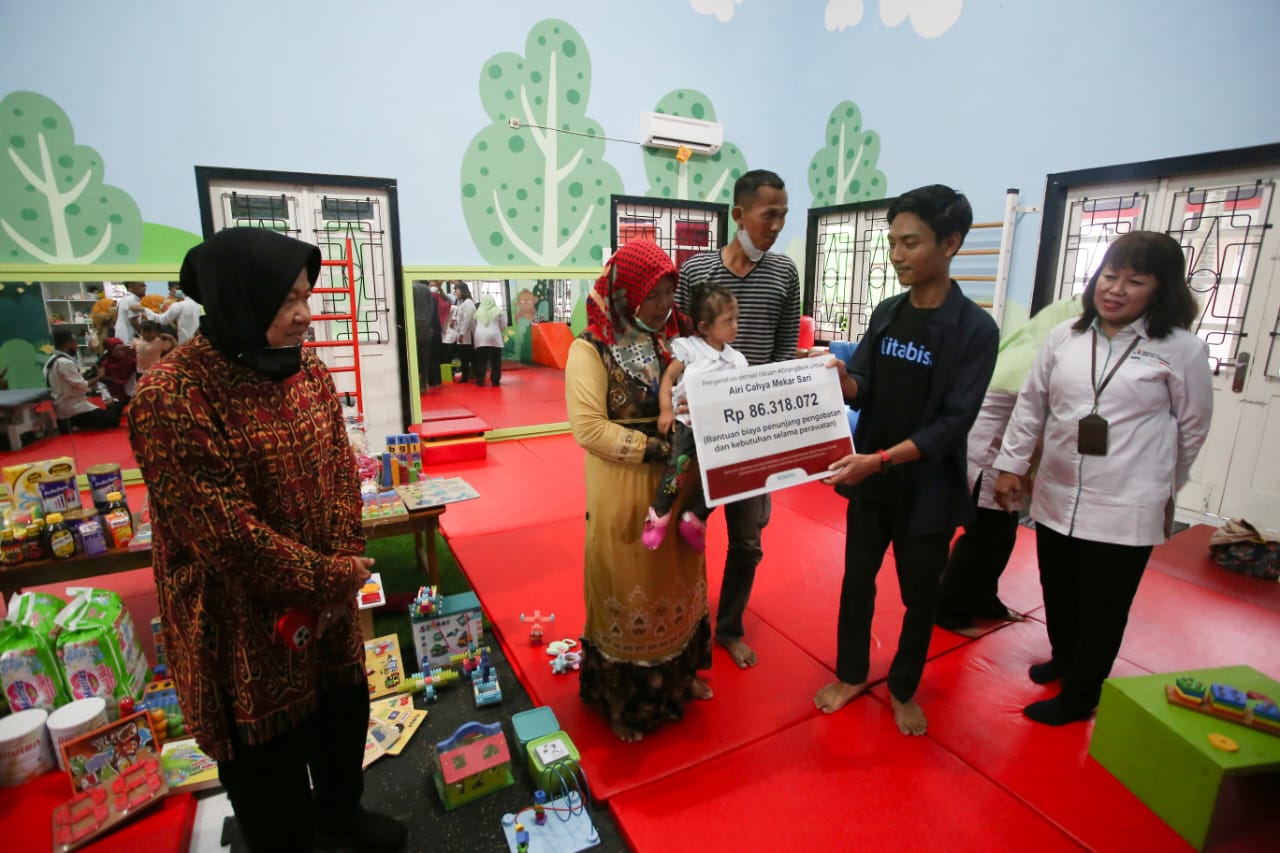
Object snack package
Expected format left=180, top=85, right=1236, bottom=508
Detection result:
left=0, top=591, right=72, bottom=712
left=2, top=457, right=77, bottom=521
left=55, top=589, right=149, bottom=718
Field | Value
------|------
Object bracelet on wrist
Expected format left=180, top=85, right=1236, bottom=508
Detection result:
left=877, top=449, right=892, bottom=471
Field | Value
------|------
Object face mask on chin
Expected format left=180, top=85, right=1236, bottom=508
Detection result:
left=633, top=308, right=672, bottom=334
left=737, top=227, right=766, bottom=263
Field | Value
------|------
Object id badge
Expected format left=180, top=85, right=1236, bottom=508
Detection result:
left=1077, top=413, right=1109, bottom=456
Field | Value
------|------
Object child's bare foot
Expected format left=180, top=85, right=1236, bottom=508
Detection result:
left=610, top=721, right=644, bottom=742
left=718, top=638, right=757, bottom=668
left=691, top=677, right=714, bottom=700
left=890, top=694, right=928, bottom=735
left=814, top=680, right=867, bottom=714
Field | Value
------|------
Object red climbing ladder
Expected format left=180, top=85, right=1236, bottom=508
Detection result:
left=307, top=237, right=364, bottom=414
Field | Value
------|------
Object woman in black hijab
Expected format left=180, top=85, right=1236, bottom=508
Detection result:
left=129, top=228, right=407, bottom=852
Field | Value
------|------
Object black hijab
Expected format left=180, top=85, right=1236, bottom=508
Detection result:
left=180, top=228, right=321, bottom=380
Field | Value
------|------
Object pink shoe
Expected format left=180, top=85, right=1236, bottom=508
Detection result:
left=642, top=508, right=670, bottom=550
left=678, top=512, right=707, bottom=551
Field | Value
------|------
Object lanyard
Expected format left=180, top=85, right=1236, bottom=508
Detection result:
left=1090, top=329, right=1139, bottom=405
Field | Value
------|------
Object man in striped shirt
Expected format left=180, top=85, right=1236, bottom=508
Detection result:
left=677, top=169, right=801, bottom=669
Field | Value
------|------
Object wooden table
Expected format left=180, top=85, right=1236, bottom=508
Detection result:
left=0, top=506, right=445, bottom=601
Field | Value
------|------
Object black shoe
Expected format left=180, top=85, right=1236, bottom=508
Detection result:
left=315, top=808, right=408, bottom=852
left=1023, top=695, right=1094, bottom=726
left=1028, top=659, right=1066, bottom=684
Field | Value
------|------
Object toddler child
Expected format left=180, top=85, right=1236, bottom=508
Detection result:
left=642, top=283, right=747, bottom=551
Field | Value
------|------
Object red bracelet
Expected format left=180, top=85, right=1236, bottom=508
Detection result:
left=877, top=449, right=892, bottom=470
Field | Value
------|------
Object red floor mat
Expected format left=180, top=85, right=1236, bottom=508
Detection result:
left=742, top=502, right=1047, bottom=677
left=449, top=520, right=839, bottom=803
left=888, top=620, right=1201, bottom=852
left=426, top=441, right=584, bottom=538
left=608, top=697, right=1083, bottom=852
left=1148, top=524, right=1280, bottom=613
left=768, top=479, right=848, bottom=532
left=1117, top=567, right=1280, bottom=675
left=516, top=434, right=585, bottom=476
left=425, top=363, right=567, bottom=429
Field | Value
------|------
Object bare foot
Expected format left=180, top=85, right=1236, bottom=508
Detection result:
left=719, top=638, right=758, bottom=669
left=610, top=721, right=644, bottom=743
left=813, top=680, right=867, bottom=714
left=691, top=677, right=714, bottom=700
left=890, top=694, right=928, bottom=735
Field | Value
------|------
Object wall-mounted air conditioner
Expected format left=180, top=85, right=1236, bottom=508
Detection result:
left=639, top=112, right=724, bottom=156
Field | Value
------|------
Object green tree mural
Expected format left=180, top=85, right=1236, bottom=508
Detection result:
left=0, top=91, right=143, bottom=263
left=642, top=89, right=747, bottom=204
left=808, top=101, right=886, bottom=207
left=461, top=19, right=622, bottom=266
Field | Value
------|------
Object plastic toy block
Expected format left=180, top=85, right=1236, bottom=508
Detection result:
left=1172, top=676, right=1207, bottom=703
left=526, top=731, right=581, bottom=796
left=1208, top=683, right=1248, bottom=718
left=520, top=610, right=555, bottom=644
left=433, top=721, right=514, bottom=810
left=51, top=757, right=169, bottom=851
left=501, top=791, right=600, bottom=853
left=511, top=707, right=560, bottom=752
left=472, top=651, right=503, bottom=707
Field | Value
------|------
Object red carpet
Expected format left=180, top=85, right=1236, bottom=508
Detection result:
left=1147, top=524, right=1280, bottom=613
left=609, top=696, right=1086, bottom=853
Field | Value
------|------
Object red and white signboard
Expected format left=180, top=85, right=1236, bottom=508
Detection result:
left=687, top=358, right=853, bottom=507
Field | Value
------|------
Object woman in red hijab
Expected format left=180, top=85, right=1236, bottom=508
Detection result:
left=565, top=240, right=712, bottom=742
left=97, top=337, right=138, bottom=405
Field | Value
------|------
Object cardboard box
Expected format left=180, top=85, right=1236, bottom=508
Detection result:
left=411, top=591, right=483, bottom=668
left=3, top=456, right=77, bottom=520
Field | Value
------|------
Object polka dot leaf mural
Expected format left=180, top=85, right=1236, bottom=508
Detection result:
left=461, top=19, right=622, bottom=266
left=808, top=100, right=887, bottom=207
left=0, top=91, right=142, bottom=263
left=643, top=89, right=747, bottom=204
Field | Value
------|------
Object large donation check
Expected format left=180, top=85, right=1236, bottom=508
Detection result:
left=686, top=357, right=853, bottom=507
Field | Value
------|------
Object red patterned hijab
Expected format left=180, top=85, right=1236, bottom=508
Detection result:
left=585, top=240, right=683, bottom=392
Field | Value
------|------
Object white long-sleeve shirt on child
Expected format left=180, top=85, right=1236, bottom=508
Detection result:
left=670, top=336, right=748, bottom=427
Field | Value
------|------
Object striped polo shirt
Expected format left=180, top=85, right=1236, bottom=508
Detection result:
left=677, top=250, right=801, bottom=366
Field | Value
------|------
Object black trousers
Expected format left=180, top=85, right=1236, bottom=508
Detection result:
left=473, top=346, right=502, bottom=385
left=936, top=483, right=1019, bottom=628
left=1035, top=524, right=1151, bottom=710
left=217, top=684, right=370, bottom=853
left=416, top=330, right=441, bottom=390
left=67, top=400, right=125, bottom=432
left=715, top=493, right=770, bottom=643
left=837, top=499, right=953, bottom=702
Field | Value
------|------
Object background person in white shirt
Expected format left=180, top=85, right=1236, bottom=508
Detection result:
left=113, top=280, right=147, bottom=344
left=643, top=283, right=747, bottom=552
left=993, top=231, right=1213, bottom=726
left=44, top=329, right=124, bottom=430
left=146, top=284, right=201, bottom=343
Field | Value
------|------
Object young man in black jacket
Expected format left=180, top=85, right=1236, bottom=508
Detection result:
left=815, top=185, right=999, bottom=735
